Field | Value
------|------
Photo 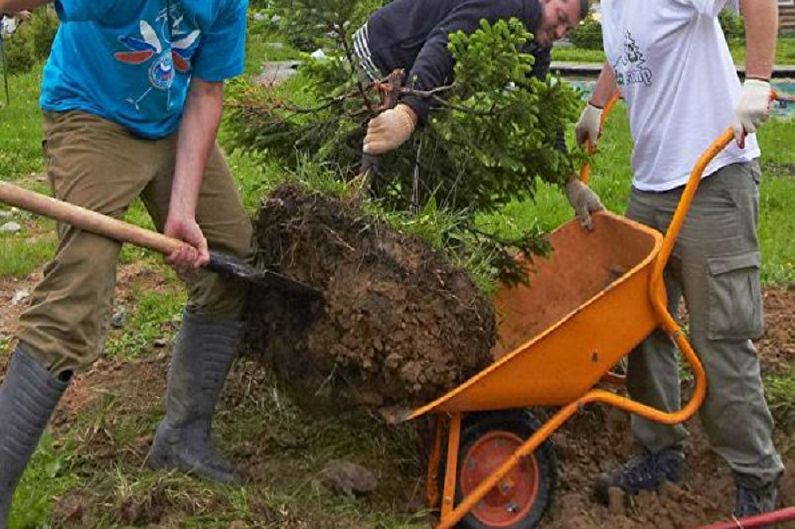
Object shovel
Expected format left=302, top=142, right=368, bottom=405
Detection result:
left=0, top=182, right=322, bottom=299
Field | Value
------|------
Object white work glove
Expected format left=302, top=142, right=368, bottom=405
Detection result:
left=363, top=104, right=418, bottom=155
left=565, top=177, right=604, bottom=231
left=575, top=103, right=603, bottom=148
left=732, top=79, right=772, bottom=148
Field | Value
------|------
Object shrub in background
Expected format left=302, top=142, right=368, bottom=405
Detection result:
left=567, top=14, right=603, bottom=50
left=718, top=8, right=745, bottom=41
left=1, top=7, right=58, bottom=74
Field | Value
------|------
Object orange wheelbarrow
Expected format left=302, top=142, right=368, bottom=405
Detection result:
left=397, top=97, right=749, bottom=529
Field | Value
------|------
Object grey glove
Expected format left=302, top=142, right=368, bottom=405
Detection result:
left=565, top=177, right=604, bottom=230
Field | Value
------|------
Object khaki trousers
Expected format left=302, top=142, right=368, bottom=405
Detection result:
left=626, top=160, right=783, bottom=486
left=17, top=111, right=253, bottom=375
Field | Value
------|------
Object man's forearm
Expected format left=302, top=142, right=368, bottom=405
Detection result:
left=169, top=79, right=224, bottom=219
left=589, top=64, right=617, bottom=108
left=741, top=0, right=777, bottom=80
left=0, top=0, right=49, bottom=14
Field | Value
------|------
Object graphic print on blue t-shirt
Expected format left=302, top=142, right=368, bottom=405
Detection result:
left=612, top=30, right=653, bottom=87
left=114, top=5, right=200, bottom=111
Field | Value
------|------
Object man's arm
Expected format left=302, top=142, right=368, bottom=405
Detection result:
left=164, top=78, right=224, bottom=272
left=0, top=0, right=49, bottom=13
left=741, top=0, right=777, bottom=80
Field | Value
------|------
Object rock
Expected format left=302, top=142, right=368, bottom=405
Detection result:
left=11, top=289, right=30, bottom=305
left=321, top=460, right=378, bottom=498
left=111, top=307, right=128, bottom=329
left=310, top=49, right=327, bottom=60
left=153, top=338, right=168, bottom=348
left=0, top=210, right=12, bottom=219
left=1, top=221, right=21, bottom=234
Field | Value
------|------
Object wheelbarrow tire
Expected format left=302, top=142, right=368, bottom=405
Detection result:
left=444, top=409, right=556, bottom=529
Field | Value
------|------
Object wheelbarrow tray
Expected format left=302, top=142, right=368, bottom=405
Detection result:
left=409, top=210, right=663, bottom=418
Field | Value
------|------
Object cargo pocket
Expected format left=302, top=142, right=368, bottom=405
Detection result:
left=706, top=252, right=763, bottom=340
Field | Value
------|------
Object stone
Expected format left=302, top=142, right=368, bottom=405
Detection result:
left=111, top=307, right=128, bottom=329
left=1, top=221, right=21, bottom=233
left=11, top=289, right=30, bottom=305
left=321, top=460, right=378, bottom=498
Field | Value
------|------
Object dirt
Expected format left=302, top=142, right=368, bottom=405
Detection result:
left=244, top=184, right=496, bottom=411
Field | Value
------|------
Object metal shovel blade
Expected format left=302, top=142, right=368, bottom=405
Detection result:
left=206, top=252, right=323, bottom=300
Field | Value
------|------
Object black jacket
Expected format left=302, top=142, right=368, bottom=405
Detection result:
left=365, top=0, right=551, bottom=123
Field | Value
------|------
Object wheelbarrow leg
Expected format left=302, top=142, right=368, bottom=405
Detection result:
left=426, top=416, right=444, bottom=509
left=441, top=413, right=462, bottom=520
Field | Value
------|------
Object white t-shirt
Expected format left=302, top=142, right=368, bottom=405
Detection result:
left=601, top=0, right=760, bottom=192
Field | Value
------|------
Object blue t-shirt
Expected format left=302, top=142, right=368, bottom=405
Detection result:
left=40, top=0, right=248, bottom=139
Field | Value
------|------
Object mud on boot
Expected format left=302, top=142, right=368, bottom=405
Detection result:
left=0, top=346, right=71, bottom=529
left=594, top=447, right=684, bottom=504
left=734, top=475, right=778, bottom=527
left=146, top=311, right=243, bottom=485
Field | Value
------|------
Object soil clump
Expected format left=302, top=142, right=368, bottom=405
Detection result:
left=244, top=184, right=496, bottom=411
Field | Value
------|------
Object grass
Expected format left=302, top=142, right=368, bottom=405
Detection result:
left=0, top=66, right=44, bottom=181
left=551, top=36, right=795, bottom=65
left=105, top=270, right=186, bottom=360
left=9, top=434, right=80, bottom=529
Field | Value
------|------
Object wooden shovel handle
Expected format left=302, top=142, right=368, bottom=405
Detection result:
left=0, top=181, right=186, bottom=256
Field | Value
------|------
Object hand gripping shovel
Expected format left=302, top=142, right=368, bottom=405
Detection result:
left=0, top=182, right=322, bottom=299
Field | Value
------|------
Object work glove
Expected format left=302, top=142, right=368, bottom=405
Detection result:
left=565, top=176, right=604, bottom=231
left=575, top=103, right=603, bottom=148
left=363, top=103, right=418, bottom=155
left=732, top=79, right=772, bottom=148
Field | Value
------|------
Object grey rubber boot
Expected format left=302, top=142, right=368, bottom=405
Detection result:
left=146, top=311, right=243, bottom=485
left=0, top=346, right=71, bottom=529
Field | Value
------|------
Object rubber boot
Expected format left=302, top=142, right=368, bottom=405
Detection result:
left=146, top=311, right=243, bottom=485
left=0, top=346, right=71, bottom=529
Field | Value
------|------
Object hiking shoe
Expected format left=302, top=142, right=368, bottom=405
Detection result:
left=734, top=478, right=778, bottom=526
left=595, top=447, right=684, bottom=504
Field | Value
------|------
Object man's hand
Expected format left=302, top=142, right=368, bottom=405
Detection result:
left=732, top=79, right=772, bottom=148
left=565, top=176, right=604, bottom=231
left=575, top=103, right=603, bottom=148
left=164, top=214, right=209, bottom=276
left=363, top=104, right=418, bottom=155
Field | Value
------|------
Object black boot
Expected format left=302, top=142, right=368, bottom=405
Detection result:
left=734, top=474, right=778, bottom=528
left=594, top=447, right=685, bottom=504
left=0, top=346, right=71, bottom=529
left=146, top=311, right=243, bottom=485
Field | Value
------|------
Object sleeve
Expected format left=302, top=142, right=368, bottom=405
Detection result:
left=55, top=0, right=144, bottom=23
left=191, top=0, right=248, bottom=83
left=400, top=0, right=519, bottom=124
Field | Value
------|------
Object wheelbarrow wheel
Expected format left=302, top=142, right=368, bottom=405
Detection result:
left=446, top=410, right=556, bottom=529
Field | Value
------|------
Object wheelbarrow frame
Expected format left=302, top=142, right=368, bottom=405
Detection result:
left=406, top=95, right=748, bottom=529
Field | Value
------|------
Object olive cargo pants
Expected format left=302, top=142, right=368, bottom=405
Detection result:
left=625, top=160, right=783, bottom=486
left=16, top=111, right=253, bottom=375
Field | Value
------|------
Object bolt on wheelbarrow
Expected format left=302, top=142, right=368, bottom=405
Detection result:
left=393, top=94, right=780, bottom=529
